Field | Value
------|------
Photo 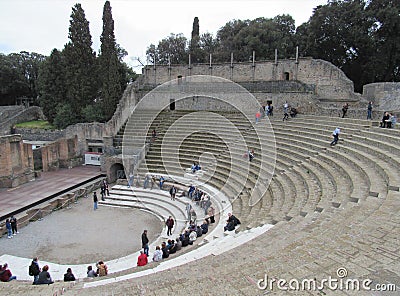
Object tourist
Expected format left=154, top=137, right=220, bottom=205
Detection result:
left=142, top=230, right=149, bottom=256
left=189, top=230, right=197, bottom=244
left=166, top=216, right=174, bottom=236
left=87, top=265, right=97, bottom=277
left=96, top=261, right=108, bottom=276
left=290, top=107, right=298, bottom=118
left=152, top=129, right=157, bottom=139
left=0, top=263, right=17, bottom=282
left=100, top=183, right=106, bottom=201
left=10, top=216, right=18, bottom=235
left=268, top=103, right=274, bottom=116
left=152, top=246, right=163, bottom=262
left=135, top=174, right=140, bottom=187
left=103, top=180, right=110, bottom=196
left=93, top=192, right=98, bottom=210
left=367, top=101, right=373, bottom=120
left=159, top=176, right=165, bottom=190
left=63, top=268, right=76, bottom=282
left=181, top=231, right=190, bottom=247
left=5, top=219, right=12, bottom=239
left=128, top=172, right=134, bottom=188
left=151, top=175, right=156, bottom=189
left=29, top=257, right=40, bottom=284
left=227, top=213, right=241, bottom=227
left=161, top=242, right=169, bottom=259
left=137, top=250, right=148, bottom=267
left=35, top=265, right=53, bottom=285
left=168, top=240, right=177, bottom=254
left=380, top=112, right=390, bottom=128
left=143, top=174, right=150, bottom=189
left=255, top=111, right=261, bottom=124
left=207, top=206, right=215, bottom=223
left=283, top=101, right=289, bottom=121
left=248, top=149, right=255, bottom=162
left=201, top=220, right=209, bottom=234
left=330, top=127, right=341, bottom=146
left=169, top=185, right=177, bottom=201
left=390, top=113, right=397, bottom=128
left=224, top=219, right=236, bottom=231
left=175, top=237, right=182, bottom=251
left=342, top=103, right=349, bottom=118
left=188, top=185, right=195, bottom=199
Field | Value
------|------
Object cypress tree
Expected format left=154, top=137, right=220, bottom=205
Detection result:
left=63, top=3, right=97, bottom=122
left=37, top=49, right=66, bottom=123
left=99, top=0, right=121, bottom=120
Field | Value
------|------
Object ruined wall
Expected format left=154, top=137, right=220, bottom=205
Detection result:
left=0, top=135, right=34, bottom=187
left=363, top=82, right=400, bottom=111
left=0, top=106, right=45, bottom=136
left=38, top=136, right=82, bottom=172
left=141, top=58, right=357, bottom=102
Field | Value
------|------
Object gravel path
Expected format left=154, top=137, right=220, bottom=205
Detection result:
left=0, top=196, right=163, bottom=264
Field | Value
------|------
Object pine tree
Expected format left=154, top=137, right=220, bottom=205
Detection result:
left=99, top=0, right=121, bottom=120
left=63, top=3, right=97, bottom=122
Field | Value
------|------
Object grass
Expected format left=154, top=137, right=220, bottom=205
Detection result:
left=15, top=120, right=56, bottom=130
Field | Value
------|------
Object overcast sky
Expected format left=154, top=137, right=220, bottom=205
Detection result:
left=0, top=0, right=327, bottom=71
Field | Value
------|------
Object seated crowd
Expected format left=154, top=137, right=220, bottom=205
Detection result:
left=137, top=219, right=213, bottom=267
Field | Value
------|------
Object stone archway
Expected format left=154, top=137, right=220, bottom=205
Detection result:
left=109, top=162, right=125, bottom=183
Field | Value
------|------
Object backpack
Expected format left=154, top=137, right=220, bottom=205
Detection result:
left=29, top=263, right=39, bottom=276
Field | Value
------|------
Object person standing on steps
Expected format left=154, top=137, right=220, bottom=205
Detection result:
left=142, top=230, right=149, bottom=256
left=367, top=101, right=373, bottom=120
left=169, top=185, right=177, bottom=201
left=128, top=172, right=134, bottom=188
left=330, top=127, right=341, bottom=146
left=10, top=216, right=18, bottom=235
left=283, top=101, right=289, bottom=121
left=159, top=176, right=165, bottom=190
left=342, top=103, right=349, bottom=118
left=93, top=192, right=98, bottom=210
left=166, top=216, right=174, bottom=236
left=5, top=219, right=12, bottom=239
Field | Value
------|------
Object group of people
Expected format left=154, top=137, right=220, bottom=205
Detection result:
left=138, top=218, right=213, bottom=267
left=224, top=213, right=241, bottom=231
left=5, top=216, right=18, bottom=239
left=380, top=111, right=397, bottom=128
left=26, top=257, right=107, bottom=284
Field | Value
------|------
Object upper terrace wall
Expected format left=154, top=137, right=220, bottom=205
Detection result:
left=363, top=82, right=400, bottom=111
left=141, top=58, right=358, bottom=102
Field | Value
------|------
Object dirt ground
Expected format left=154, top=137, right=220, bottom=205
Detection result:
left=0, top=196, right=163, bottom=264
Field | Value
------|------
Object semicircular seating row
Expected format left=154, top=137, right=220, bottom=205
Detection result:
left=62, top=111, right=400, bottom=295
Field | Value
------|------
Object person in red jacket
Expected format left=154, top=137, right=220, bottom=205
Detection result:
left=137, top=250, right=148, bottom=267
left=0, top=263, right=17, bottom=282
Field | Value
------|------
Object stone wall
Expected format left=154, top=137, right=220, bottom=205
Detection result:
left=141, top=58, right=358, bottom=102
left=0, top=134, right=34, bottom=187
left=0, top=106, right=45, bottom=136
left=14, top=128, right=65, bottom=142
left=37, top=136, right=82, bottom=172
left=363, top=82, right=400, bottom=111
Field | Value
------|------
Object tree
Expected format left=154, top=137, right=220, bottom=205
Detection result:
left=98, top=0, right=122, bottom=120
left=37, top=49, right=66, bottom=123
left=63, top=3, right=97, bottom=121
left=147, top=33, right=188, bottom=65
left=297, top=0, right=376, bottom=92
left=189, top=17, right=204, bottom=63
left=366, top=0, right=400, bottom=82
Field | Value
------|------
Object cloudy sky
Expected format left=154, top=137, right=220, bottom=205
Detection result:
left=0, top=0, right=327, bottom=70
